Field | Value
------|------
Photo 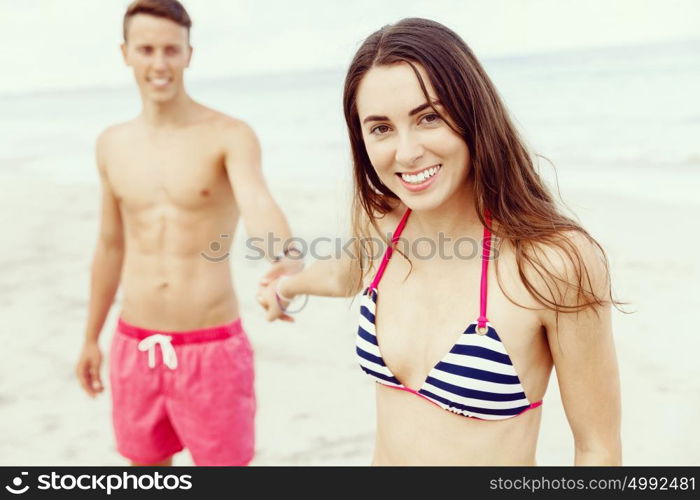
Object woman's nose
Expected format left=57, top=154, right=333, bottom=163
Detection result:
left=394, top=131, right=425, bottom=168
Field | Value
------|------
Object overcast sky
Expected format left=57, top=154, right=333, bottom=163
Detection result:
left=0, top=0, right=698, bottom=94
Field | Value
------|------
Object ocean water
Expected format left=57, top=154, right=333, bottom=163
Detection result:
left=1, top=40, right=698, bottom=198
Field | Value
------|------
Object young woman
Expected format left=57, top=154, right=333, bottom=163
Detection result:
left=258, top=18, right=621, bottom=465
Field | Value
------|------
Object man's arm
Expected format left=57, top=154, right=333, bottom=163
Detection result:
left=223, top=121, right=295, bottom=263
left=536, top=233, right=622, bottom=465
left=76, top=130, right=125, bottom=397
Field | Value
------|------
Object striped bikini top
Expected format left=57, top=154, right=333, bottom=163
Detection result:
left=356, top=208, right=543, bottom=420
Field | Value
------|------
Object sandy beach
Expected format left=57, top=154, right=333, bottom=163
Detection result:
left=1, top=164, right=699, bottom=466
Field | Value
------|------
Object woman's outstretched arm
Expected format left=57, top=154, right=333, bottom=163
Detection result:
left=257, top=244, right=365, bottom=322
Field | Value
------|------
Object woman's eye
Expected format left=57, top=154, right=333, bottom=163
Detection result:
left=421, top=113, right=442, bottom=124
left=370, top=125, right=390, bottom=135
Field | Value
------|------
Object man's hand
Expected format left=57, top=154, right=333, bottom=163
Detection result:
left=76, top=341, right=104, bottom=397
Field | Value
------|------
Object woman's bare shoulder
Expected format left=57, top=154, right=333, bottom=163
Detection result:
left=368, top=198, right=407, bottom=238
left=496, top=229, right=610, bottom=313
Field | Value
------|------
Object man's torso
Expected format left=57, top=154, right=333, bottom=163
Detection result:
left=103, top=106, right=244, bottom=330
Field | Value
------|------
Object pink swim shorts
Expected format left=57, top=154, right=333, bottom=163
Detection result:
left=109, top=317, right=255, bottom=466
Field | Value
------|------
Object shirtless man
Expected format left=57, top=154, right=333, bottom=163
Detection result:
left=75, top=0, right=299, bottom=466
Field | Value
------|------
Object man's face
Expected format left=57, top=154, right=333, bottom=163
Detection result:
left=121, top=14, right=192, bottom=103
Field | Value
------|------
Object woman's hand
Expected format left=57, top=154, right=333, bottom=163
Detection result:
left=257, top=275, right=295, bottom=322
left=256, top=258, right=303, bottom=322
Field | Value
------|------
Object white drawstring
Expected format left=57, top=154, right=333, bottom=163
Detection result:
left=137, top=334, right=178, bottom=370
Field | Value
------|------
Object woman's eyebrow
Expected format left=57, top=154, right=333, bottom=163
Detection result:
left=362, top=114, right=389, bottom=124
left=409, top=100, right=441, bottom=116
left=362, top=100, right=442, bottom=124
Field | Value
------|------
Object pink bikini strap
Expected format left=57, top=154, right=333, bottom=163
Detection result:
left=369, top=208, right=412, bottom=290
left=477, top=212, right=492, bottom=329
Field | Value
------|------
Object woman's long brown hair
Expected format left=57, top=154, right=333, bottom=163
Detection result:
left=343, top=17, right=618, bottom=314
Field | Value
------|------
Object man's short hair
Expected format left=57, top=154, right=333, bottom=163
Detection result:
left=123, top=0, right=192, bottom=41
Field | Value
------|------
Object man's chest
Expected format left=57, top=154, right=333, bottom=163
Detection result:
left=107, top=138, right=231, bottom=210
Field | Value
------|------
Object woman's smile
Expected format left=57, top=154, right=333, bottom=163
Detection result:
left=396, top=164, right=442, bottom=191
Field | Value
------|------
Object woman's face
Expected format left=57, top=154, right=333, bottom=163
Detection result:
left=356, top=62, right=470, bottom=212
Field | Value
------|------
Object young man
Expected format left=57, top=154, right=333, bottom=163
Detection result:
left=75, top=0, right=299, bottom=466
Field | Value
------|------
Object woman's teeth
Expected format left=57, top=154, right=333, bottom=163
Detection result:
left=400, top=165, right=441, bottom=184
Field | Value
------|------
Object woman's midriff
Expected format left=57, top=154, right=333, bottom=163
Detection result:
left=372, top=383, right=542, bottom=465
